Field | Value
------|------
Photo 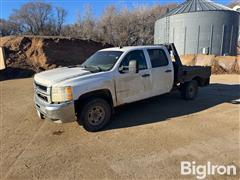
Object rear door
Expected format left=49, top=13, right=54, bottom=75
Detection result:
left=146, top=48, right=174, bottom=96
left=115, top=50, right=152, bottom=105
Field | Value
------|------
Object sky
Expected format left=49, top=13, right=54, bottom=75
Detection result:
left=1, top=0, right=232, bottom=24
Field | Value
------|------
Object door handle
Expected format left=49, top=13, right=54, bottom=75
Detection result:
left=165, top=69, right=172, bottom=73
left=141, top=74, right=150, bottom=77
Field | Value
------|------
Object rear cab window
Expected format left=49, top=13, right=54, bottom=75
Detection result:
left=147, top=49, right=169, bottom=68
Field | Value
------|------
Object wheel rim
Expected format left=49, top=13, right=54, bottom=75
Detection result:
left=87, top=105, right=105, bottom=126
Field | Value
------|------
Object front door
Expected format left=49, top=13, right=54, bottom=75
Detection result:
left=115, top=50, right=151, bottom=105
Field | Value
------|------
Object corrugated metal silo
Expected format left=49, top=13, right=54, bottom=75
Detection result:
left=233, top=5, right=240, bottom=41
left=154, top=0, right=239, bottom=56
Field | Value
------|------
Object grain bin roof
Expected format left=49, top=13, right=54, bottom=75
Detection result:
left=165, top=0, right=235, bottom=16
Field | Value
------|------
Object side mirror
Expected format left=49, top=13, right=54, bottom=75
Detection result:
left=119, top=65, right=128, bottom=73
left=129, top=60, right=138, bottom=73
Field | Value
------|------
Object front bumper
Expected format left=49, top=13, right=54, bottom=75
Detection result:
left=34, top=95, right=76, bottom=123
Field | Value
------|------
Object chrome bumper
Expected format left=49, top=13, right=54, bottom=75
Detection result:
left=34, top=95, right=76, bottom=123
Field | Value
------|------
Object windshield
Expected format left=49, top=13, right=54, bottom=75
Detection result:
left=82, top=51, right=123, bottom=71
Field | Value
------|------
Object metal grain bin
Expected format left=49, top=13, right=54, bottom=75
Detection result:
left=154, top=0, right=239, bottom=56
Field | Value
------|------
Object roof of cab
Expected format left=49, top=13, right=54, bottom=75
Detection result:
left=99, top=45, right=166, bottom=52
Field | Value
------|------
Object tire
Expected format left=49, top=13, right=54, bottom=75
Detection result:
left=77, top=98, right=111, bottom=132
left=181, top=80, right=198, bottom=100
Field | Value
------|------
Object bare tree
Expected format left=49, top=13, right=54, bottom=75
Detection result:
left=3, top=0, right=178, bottom=45
left=68, top=5, right=97, bottom=40
left=81, top=5, right=96, bottom=40
left=0, top=18, right=22, bottom=36
left=1, top=19, right=12, bottom=36
left=56, top=7, right=67, bottom=35
left=6, top=2, right=68, bottom=36
left=228, top=0, right=239, bottom=8
left=96, top=4, right=177, bottom=46
left=97, top=5, right=118, bottom=45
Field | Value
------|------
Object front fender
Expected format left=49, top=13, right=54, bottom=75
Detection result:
left=73, top=79, right=117, bottom=106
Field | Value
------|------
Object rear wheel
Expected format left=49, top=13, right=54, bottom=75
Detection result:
left=181, top=80, right=198, bottom=100
left=77, top=98, right=111, bottom=132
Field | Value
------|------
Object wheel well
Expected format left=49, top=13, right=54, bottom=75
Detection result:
left=193, top=76, right=201, bottom=85
left=193, top=76, right=209, bottom=86
left=75, top=89, right=113, bottom=110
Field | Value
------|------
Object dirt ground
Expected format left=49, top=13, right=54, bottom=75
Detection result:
left=0, top=75, right=239, bottom=180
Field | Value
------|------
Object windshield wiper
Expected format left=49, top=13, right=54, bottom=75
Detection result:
left=68, top=65, right=81, bottom=68
left=92, top=65, right=103, bottom=71
left=81, top=65, right=103, bottom=72
left=80, top=65, right=87, bottom=68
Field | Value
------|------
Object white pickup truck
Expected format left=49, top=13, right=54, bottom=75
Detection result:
left=34, top=44, right=211, bottom=131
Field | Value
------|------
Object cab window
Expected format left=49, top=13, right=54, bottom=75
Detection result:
left=147, top=49, right=169, bottom=68
left=119, top=50, right=147, bottom=71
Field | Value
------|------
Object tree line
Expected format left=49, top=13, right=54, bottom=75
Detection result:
left=0, top=1, right=237, bottom=46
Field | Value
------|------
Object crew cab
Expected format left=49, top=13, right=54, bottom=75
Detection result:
left=34, top=43, right=211, bottom=131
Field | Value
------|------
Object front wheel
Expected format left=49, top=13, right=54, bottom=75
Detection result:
left=77, top=98, right=111, bottom=132
left=181, top=80, right=198, bottom=100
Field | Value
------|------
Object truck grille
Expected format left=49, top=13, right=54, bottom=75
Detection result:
left=34, top=82, right=51, bottom=103
left=37, top=93, right=48, bottom=102
left=35, top=82, right=47, bottom=92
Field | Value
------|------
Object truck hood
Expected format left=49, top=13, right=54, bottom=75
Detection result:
left=34, top=67, right=91, bottom=86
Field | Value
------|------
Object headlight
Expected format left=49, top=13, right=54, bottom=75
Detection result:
left=51, top=86, right=73, bottom=103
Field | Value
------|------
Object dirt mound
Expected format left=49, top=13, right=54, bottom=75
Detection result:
left=181, top=54, right=239, bottom=74
left=0, top=36, right=110, bottom=80
left=213, top=56, right=236, bottom=74
left=1, top=36, right=239, bottom=81
left=235, top=56, right=240, bottom=73
left=195, top=54, right=215, bottom=67
left=179, top=54, right=195, bottom=66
